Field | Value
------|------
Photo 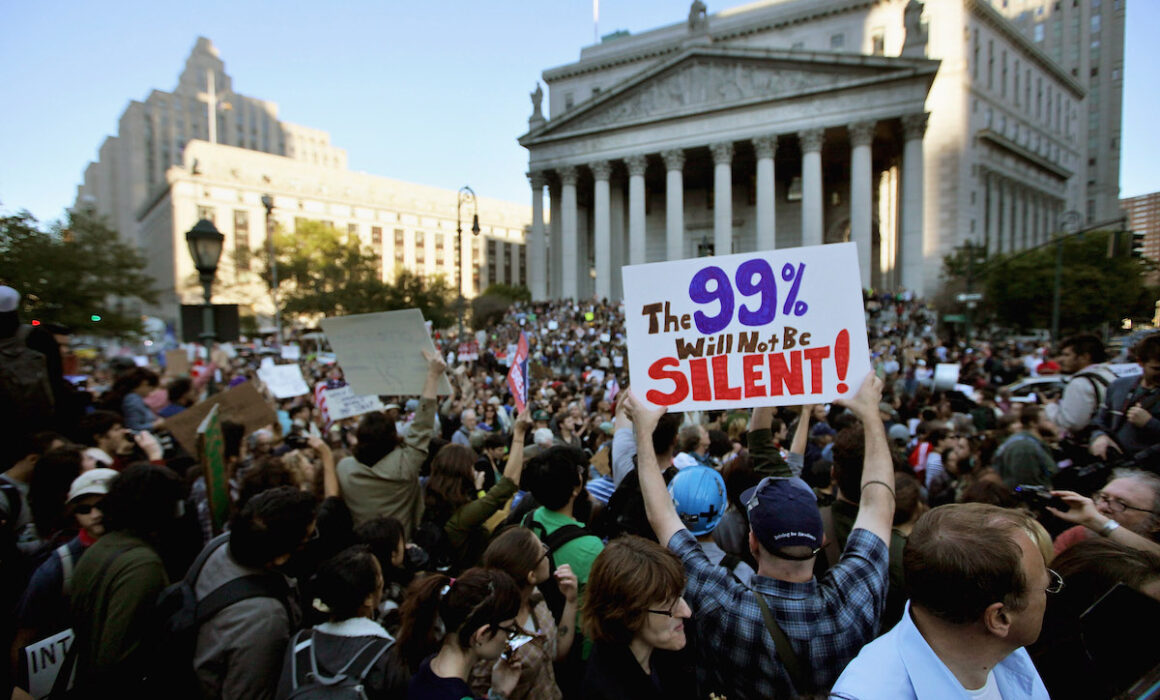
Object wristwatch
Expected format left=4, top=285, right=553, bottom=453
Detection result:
left=1099, top=519, right=1121, bottom=537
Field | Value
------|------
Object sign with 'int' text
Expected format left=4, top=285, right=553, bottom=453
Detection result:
left=623, top=242, right=871, bottom=411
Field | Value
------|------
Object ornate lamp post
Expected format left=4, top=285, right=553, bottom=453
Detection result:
left=260, top=194, right=283, bottom=346
left=186, top=218, right=224, bottom=393
left=456, top=186, right=480, bottom=341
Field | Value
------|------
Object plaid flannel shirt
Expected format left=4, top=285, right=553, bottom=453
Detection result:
left=669, top=526, right=888, bottom=699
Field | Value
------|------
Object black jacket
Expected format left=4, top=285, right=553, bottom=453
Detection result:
left=581, top=640, right=696, bottom=700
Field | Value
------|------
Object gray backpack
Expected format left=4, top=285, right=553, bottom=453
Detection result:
left=286, top=629, right=392, bottom=700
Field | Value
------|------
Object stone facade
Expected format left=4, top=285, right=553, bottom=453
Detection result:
left=137, top=141, right=529, bottom=325
left=520, top=0, right=1088, bottom=300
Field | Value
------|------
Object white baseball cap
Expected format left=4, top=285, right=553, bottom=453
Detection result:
left=0, top=286, right=20, bottom=313
left=68, top=468, right=119, bottom=503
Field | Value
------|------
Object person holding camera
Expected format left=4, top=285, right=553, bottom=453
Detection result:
left=1090, top=334, right=1160, bottom=468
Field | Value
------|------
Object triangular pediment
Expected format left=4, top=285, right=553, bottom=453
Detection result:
left=521, top=47, right=937, bottom=145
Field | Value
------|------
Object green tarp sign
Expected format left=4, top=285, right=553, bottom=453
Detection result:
left=197, top=404, right=229, bottom=535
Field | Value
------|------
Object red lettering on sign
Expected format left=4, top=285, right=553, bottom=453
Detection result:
left=712, top=354, right=742, bottom=400
left=646, top=357, right=689, bottom=406
left=742, top=353, right=767, bottom=398
left=768, top=351, right=804, bottom=396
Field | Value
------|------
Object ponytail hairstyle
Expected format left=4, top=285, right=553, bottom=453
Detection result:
left=482, top=526, right=543, bottom=589
left=395, top=567, right=520, bottom=673
left=312, top=545, right=382, bottom=621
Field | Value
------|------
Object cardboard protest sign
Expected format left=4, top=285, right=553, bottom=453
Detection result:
left=165, top=381, right=277, bottom=455
left=165, top=349, right=190, bottom=377
left=257, top=364, right=311, bottom=399
left=506, top=332, right=530, bottom=413
left=324, top=385, right=386, bottom=421
left=20, top=628, right=73, bottom=698
left=622, top=242, right=871, bottom=411
left=197, top=404, right=229, bottom=535
left=320, top=309, right=452, bottom=396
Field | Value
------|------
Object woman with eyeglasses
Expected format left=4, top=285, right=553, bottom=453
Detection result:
left=467, top=526, right=579, bottom=700
left=397, top=567, right=523, bottom=700
left=580, top=535, right=697, bottom=700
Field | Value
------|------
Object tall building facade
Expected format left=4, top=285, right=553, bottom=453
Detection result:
left=74, top=38, right=528, bottom=327
left=990, top=0, right=1126, bottom=225
left=1122, top=191, right=1160, bottom=264
left=521, top=0, right=1089, bottom=300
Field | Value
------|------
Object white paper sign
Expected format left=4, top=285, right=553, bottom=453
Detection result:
left=320, top=309, right=452, bottom=396
left=21, top=628, right=74, bottom=698
left=257, top=364, right=311, bottom=399
left=548, top=320, right=559, bottom=331
left=260, top=356, right=276, bottom=370
left=622, top=242, right=871, bottom=411
left=280, top=344, right=301, bottom=361
left=934, top=363, right=961, bottom=391
left=324, top=385, right=386, bottom=421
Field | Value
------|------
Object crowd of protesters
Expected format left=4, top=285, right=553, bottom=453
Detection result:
left=3, top=280, right=1160, bottom=700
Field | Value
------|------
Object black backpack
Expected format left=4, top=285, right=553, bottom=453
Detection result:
left=0, top=339, right=54, bottom=430
left=591, top=464, right=679, bottom=542
left=521, top=510, right=593, bottom=624
left=148, top=532, right=292, bottom=697
left=285, top=629, right=393, bottom=700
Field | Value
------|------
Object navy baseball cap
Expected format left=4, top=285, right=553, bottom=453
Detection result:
left=740, top=476, right=824, bottom=558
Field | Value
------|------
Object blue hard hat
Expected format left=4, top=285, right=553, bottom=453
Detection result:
left=668, top=466, right=727, bottom=536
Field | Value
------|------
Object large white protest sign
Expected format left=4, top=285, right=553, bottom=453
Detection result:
left=320, top=309, right=452, bottom=396
left=280, top=344, right=302, bottom=361
left=21, top=628, right=73, bottom=698
left=324, top=385, right=385, bottom=421
left=622, top=242, right=871, bottom=411
left=257, top=364, right=311, bottom=399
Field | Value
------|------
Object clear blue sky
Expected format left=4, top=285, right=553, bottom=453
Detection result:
left=1, top=0, right=1157, bottom=225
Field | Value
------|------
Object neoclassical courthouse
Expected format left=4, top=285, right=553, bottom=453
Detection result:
left=520, top=0, right=1104, bottom=301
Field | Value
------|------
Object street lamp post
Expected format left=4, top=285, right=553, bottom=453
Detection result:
left=1051, top=210, right=1083, bottom=343
left=260, top=195, right=283, bottom=347
left=186, top=219, right=224, bottom=394
left=456, top=186, right=480, bottom=342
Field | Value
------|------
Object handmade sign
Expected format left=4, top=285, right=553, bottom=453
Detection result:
left=20, top=628, right=74, bottom=698
left=280, top=344, right=301, bottom=361
left=197, top=405, right=229, bottom=534
left=166, top=381, right=278, bottom=455
left=319, top=309, right=451, bottom=396
left=324, top=385, right=386, bottom=421
left=165, top=349, right=190, bottom=377
left=257, top=364, right=311, bottom=399
left=506, top=331, right=530, bottom=413
left=622, top=242, right=871, bottom=410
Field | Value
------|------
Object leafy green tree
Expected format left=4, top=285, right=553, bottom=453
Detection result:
left=471, top=283, right=531, bottom=330
left=0, top=209, right=157, bottom=336
left=258, top=220, right=454, bottom=324
left=943, top=232, right=1157, bottom=334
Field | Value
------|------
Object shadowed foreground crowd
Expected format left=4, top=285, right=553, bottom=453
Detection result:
left=3, top=285, right=1160, bottom=700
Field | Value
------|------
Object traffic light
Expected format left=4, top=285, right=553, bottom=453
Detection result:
left=1131, top=231, right=1146, bottom=259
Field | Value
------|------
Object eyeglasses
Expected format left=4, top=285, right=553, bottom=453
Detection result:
left=647, top=597, right=686, bottom=617
left=73, top=500, right=104, bottom=516
left=496, top=623, right=521, bottom=640
left=1093, top=491, right=1157, bottom=516
left=538, top=542, right=551, bottom=564
left=1046, top=568, right=1065, bottom=595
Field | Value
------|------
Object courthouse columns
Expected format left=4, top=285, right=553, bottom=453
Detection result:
left=711, top=142, right=734, bottom=256
left=527, top=171, right=547, bottom=300
left=753, top=135, right=777, bottom=251
left=591, top=160, right=612, bottom=301
left=987, top=172, right=1001, bottom=255
left=900, top=113, right=927, bottom=295
left=799, top=128, right=825, bottom=247
left=662, top=149, right=686, bottom=260
left=559, top=166, right=579, bottom=299
left=849, top=121, right=875, bottom=288
left=1001, top=178, right=1014, bottom=254
left=626, top=154, right=648, bottom=266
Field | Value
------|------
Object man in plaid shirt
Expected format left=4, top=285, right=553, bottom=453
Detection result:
left=623, top=373, right=894, bottom=699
